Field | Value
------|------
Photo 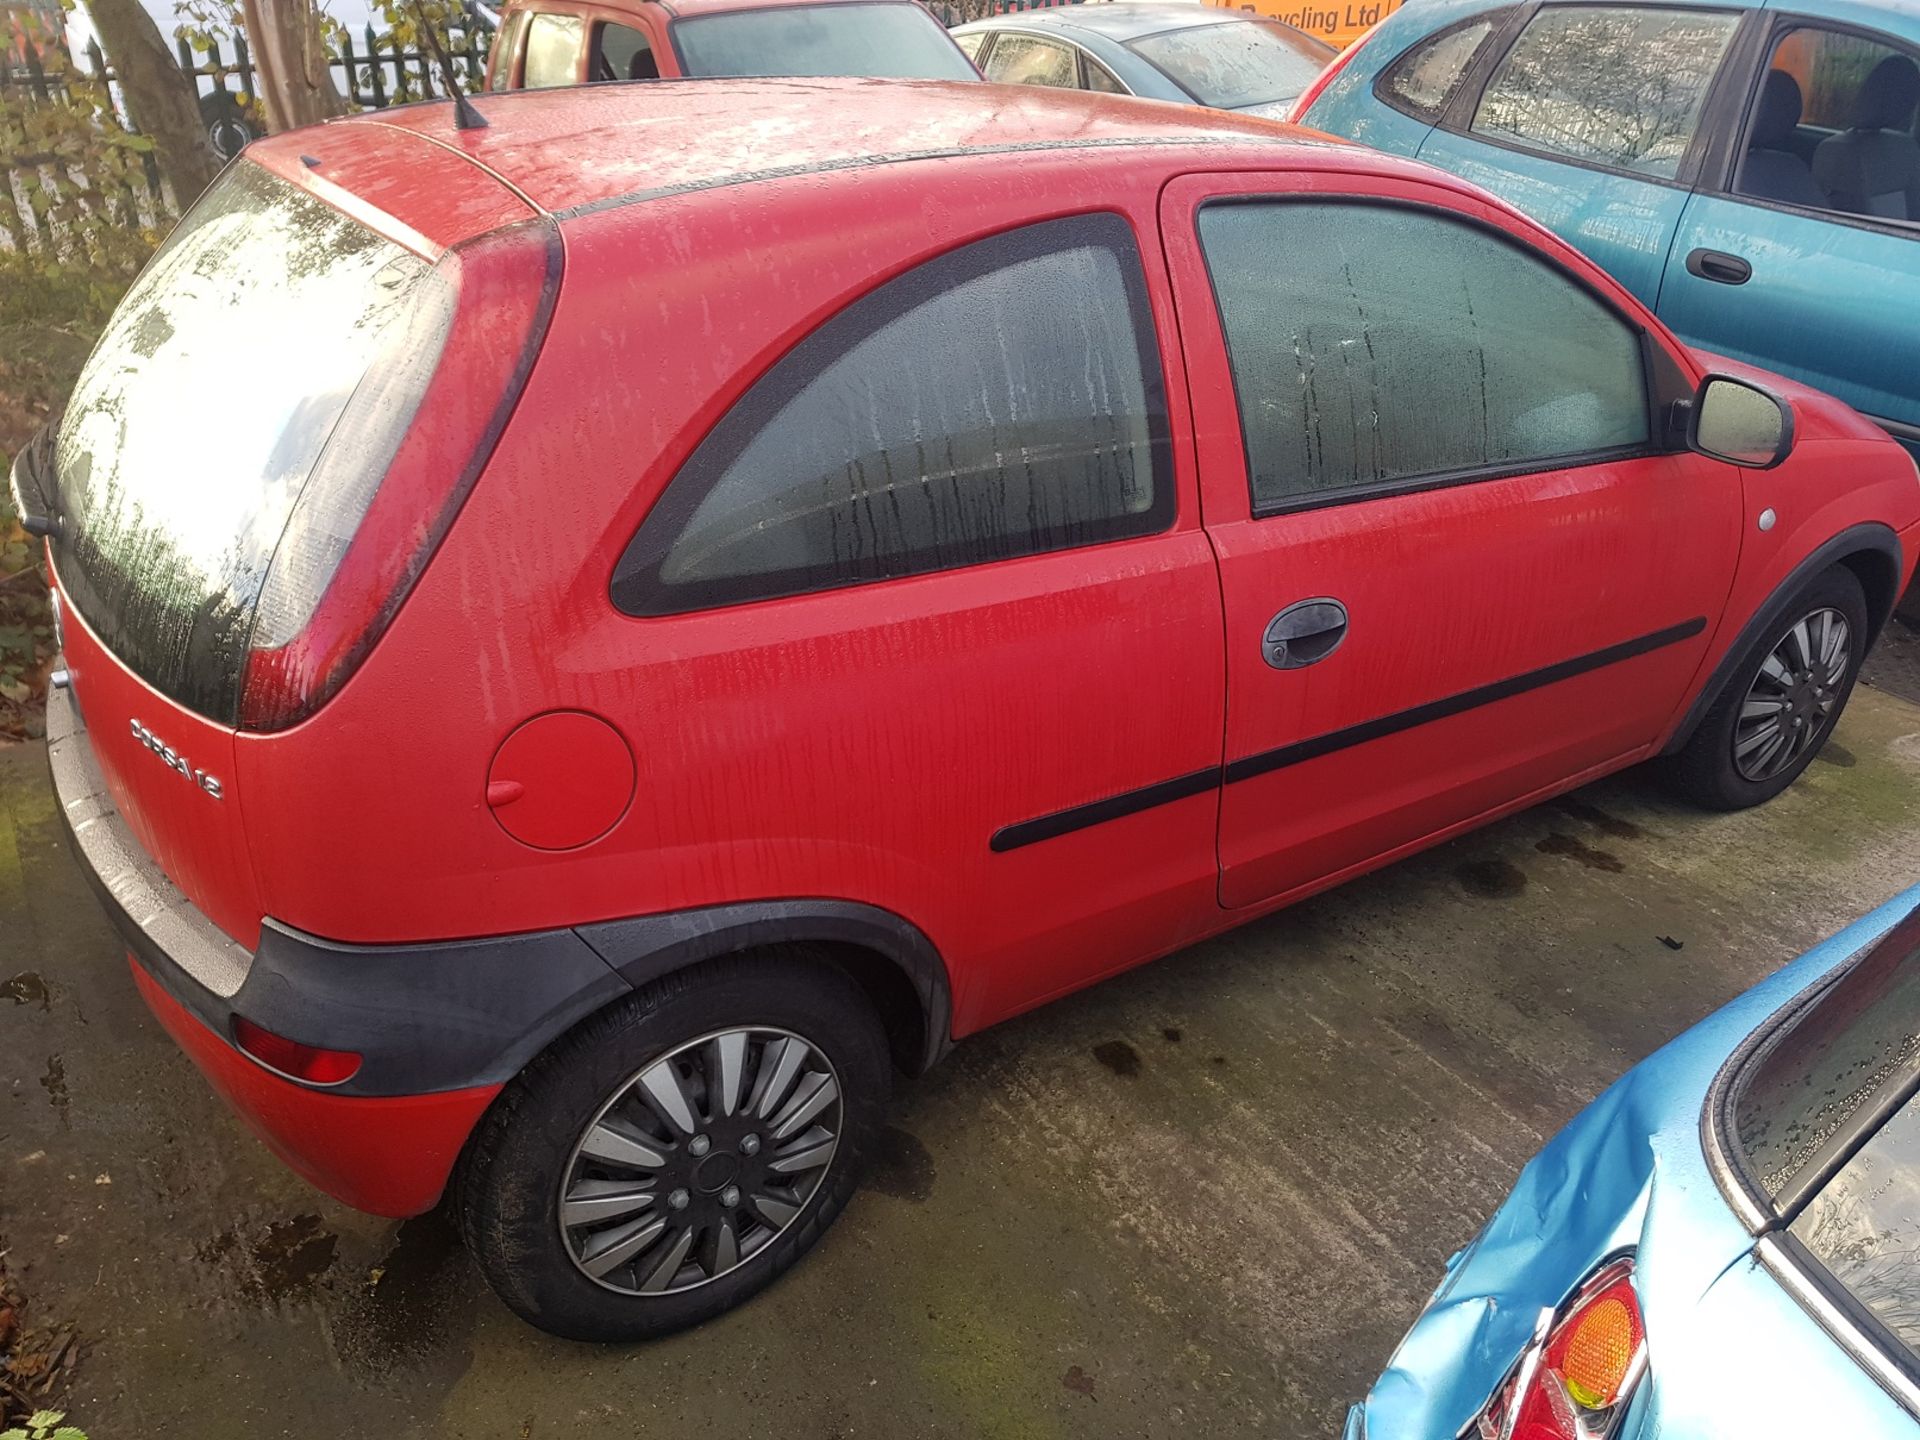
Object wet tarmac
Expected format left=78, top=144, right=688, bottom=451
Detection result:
left=5, top=684, right=1920, bottom=1438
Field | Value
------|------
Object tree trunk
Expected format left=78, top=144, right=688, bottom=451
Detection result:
left=241, top=0, right=348, bottom=133
left=84, top=0, right=215, bottom=206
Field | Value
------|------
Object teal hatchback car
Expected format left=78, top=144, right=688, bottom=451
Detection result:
left=1295, top=0, right=1920, bottom=458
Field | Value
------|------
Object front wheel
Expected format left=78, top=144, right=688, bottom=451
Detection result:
left=1665, top=566, right=1868, bottom=810
left=455, top=953, right=889, bottom=1341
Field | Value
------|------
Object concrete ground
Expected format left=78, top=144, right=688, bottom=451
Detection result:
left=6, top=685, right=1920, bottom=1440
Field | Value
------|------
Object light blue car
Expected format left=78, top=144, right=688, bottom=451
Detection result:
left=1295, top=0, right=1920, bottom=459
left=952, top=3, right=1334, bottom=120
left=1346, top=884, right=1920, bottom=1439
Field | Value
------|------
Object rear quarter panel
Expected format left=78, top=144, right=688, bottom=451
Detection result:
left=1293, top=0, right=1496, bottom=151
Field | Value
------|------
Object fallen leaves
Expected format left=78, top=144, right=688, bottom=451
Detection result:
left=0, top=1256, right=81, bottom=1434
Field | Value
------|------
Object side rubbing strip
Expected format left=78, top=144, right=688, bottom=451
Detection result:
left=990, top=767, right=1218, bottom=854
left=992, top=618, right=1708, bottom=852
left=1222, top=617, right=1708, bottom=785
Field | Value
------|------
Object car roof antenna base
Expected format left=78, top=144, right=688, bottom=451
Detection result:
left=413, top=2, right=488, bottom=130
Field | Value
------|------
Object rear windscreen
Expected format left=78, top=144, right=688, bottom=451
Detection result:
left=1730, top=910, right=1920, bottom=1204
left=53, top=162, right=432, bottom=723
left=671, top=3, right=979, bottom=80
left=1127, top=20, right=1332, bottom=109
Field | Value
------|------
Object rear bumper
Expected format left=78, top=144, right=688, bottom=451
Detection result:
left=45, top=676, right=628, bottom=1215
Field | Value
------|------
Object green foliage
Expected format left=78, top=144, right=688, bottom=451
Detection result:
left=0, top=1409, right=87, bottom=1440
left=172, top=0, right=484, bottom=106
left=0, top=47, right=167, bottom=278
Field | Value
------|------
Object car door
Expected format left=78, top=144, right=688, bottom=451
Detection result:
left=1159, top=169, right=1743, bottom=909
left=1417, top=1, right=1752, bottom=303
left=1660, top=15, right=1920, bottom=456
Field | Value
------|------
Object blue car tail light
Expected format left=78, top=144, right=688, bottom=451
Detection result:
left=1476, top=1257, right=1648, bottom=1440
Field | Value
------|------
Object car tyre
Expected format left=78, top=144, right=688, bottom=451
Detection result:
left=455, top=950, right=890, bottom=1341
left=1665, top=565, right=1868, bottom=811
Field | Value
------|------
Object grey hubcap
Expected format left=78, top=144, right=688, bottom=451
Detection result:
left=559, top=1026, right=842, bottom=1296
left=1734, top=606, right=1851, bottom=782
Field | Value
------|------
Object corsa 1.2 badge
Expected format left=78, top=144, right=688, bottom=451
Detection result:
left=128, top=718, right=223, bottom=800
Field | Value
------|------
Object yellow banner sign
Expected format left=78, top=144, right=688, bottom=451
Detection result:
left=1205, top=0, right=1402, bottom=51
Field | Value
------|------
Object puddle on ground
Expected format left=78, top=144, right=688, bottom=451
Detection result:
left=328, top=1211, right=474, bottom=1387
left=3, top=972, right=50, bottom=1010
left=1548, top=797, right=1647, bottom=839
left=1536, top=833, right=1626, bottom=874
left=1091, top=1040, right=1142, bottom=1077
left=198, top=1214, right=338, bottom=1305
left=867, top=1126, right=936, bottom=1203
left=1455, top=859, right=1528, bottom=899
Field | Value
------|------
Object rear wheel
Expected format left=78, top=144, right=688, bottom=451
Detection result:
left=456, top=953, right=889, bottom=1341
left=1665, top=566, right=1868, bottom=810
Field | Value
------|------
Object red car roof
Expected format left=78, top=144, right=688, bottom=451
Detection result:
left=268, top=77, right=1356, bottom=222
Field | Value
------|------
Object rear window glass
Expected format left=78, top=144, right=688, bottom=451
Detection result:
left=613, top=213, right=1170, bottom=616
left=1126, top=19, right=1331, bottom=109
left=671, top=2, right=978, bottom=79
left=52, top=163, right=433, bottom=721
left=1790, top=1093, right=1920, bottom=1364
left=1729, top=909, right=1920, bottom=1205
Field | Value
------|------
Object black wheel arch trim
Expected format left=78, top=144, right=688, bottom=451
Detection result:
left=574, top=899, right=954, bottom=1076
left=1661, top=522, right=1903, bottom=758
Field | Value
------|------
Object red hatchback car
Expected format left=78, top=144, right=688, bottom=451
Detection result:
left=482, top=0, right=979, bottom=90
left=16, top=79, right=1920, bottom=1341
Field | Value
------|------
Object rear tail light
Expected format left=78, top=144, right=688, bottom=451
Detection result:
left=1477, top=1258, right=1647, bottom=1440
left=231, top=1015, right=362, bottom=1086
left=1288, top=23, right=1378, bottom=124
left=238, top=218, right=560, bottom=732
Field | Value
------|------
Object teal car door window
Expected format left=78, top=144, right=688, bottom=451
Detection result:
left=1471, top=5, right=1742, bottom=178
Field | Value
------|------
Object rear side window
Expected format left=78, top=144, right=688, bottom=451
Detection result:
left=1731, top=914, right=1920, bottom=1205
left=1379, top=14, right=1501, bottom=120
left=1196, top=200, right=1649, bottom=512
left=1127, top=19, right=1332, bottom=109
left=982, top=33, right=1079, bottom=89
left=613, top=214, right=1171, bottom=615
left=1085, top=56, right=1127, bottom=94
left=522, top=12, right=584, bottom=87
left=592, top=21, right=657, bottom=81
left=1470, top=5, right=1741, bottom=179
left=671, top=2, right=978, bottom=79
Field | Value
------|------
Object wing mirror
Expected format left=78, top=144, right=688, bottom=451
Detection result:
left=1688, top=375, right=1794, bottom=469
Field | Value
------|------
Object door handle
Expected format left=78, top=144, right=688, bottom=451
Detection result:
left=1685, top=248, right=1752, bottom=286
left=1264, top=598, right=1349, bottom=670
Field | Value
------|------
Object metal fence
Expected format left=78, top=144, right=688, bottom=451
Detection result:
left=1, top=18, right=495, bottom=252
left=2, top=0, right=1083, bottom=252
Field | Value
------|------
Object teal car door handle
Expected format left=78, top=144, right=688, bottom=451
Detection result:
left=1687, top=248, right=1753, bottom=286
